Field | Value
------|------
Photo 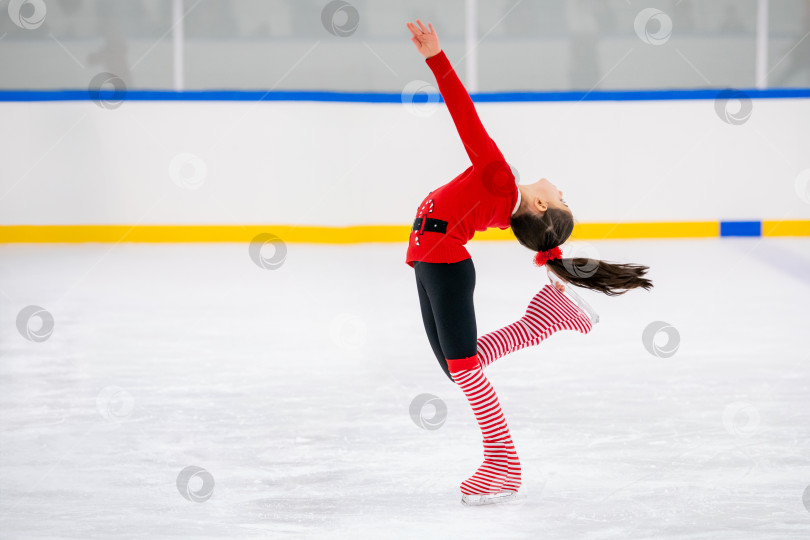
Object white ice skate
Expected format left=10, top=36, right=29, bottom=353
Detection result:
left=547, top=269, right=600, bottom=325
left=461, top=490, right=524, bottom=506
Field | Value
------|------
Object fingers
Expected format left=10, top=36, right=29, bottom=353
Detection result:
left=407, top=21, right=425, bottom=35
left=407, top=21, right=425, bottom=40
left=408, top=20, right=434, bottom=35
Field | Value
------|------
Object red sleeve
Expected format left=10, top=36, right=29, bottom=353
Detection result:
left=426, top=50, right=507, bottom=170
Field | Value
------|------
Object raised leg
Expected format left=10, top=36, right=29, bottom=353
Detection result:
left=477, top=284, right=594, bottom=370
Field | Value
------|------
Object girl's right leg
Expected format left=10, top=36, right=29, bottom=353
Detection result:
left=415, top=272, right=453, bottom=382
left=414, top=260, right=478, bottom=381
left=414, top=260, right=521, bottom=499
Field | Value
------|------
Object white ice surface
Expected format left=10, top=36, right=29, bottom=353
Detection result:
left=1, top=239, right=809, bottom=539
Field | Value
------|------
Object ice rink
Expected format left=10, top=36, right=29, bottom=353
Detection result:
left=1, top=238, right=809, bottom=539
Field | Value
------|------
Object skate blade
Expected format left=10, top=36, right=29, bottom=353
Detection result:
left=461, top=491, right=524, bottom=506
left=546, top=270, right=600, bottom=325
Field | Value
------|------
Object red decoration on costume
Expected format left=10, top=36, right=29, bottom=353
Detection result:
left=533, top=246, right=563, bottom=267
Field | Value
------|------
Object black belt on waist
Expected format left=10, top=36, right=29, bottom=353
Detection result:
left=412, top=217, right=448, bottom=234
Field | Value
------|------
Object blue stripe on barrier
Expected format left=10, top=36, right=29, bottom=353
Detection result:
left=720, top=221, right=762, bottom=237
left=0, top=88, right=808, bottom=103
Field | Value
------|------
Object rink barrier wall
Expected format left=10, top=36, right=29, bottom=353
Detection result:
left=0, top=88, right=809, bottom=102
left=0, top=220, right=807, bottom=243
left=2, top=93, right=807, bottom=231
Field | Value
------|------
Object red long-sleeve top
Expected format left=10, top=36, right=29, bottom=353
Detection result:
left=405, top=50, right=520, bottom=268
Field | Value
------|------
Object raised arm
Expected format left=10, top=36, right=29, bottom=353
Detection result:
left=406, top=20, right=506, bottom=169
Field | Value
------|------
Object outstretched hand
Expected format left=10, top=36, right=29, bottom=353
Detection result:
left=406, top=19, right=441, bottom=59
left=547, top=269, right=567, bottom=292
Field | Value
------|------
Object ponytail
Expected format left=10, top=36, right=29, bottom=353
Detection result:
left=544, top=257, right=652, bottom=296
left=510, top=205, right=653, bottom=296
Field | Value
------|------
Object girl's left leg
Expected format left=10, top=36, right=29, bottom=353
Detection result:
left=476, top=284, right=594, bottom=370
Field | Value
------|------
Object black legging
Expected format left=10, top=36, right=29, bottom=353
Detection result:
left=413, top=259, right=477, bottom=382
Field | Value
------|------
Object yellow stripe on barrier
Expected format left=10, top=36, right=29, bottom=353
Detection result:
left=471, top=222, right=720, bottom=240
left=0, top=225, right=411, bottom=243
left=570, top=221, right=719, bottom=239
left=0, top=221, right=807, bottom=243
left=762, top=220, right=810, bottom=236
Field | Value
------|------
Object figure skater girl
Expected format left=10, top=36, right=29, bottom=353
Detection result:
left=405, top=20, right=653, bottom=506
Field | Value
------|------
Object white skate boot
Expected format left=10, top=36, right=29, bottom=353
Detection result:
left=461, top=490, right=525, bottom=506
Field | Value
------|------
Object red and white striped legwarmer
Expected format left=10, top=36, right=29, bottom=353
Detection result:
left=447, top=355, right=521, bottom=495
left=477, top=284, right=593, bottom=370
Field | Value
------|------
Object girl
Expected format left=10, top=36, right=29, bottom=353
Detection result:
left=405, top=20, right=653, bottom=506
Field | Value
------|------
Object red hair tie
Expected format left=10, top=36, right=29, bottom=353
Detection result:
left=533, top=246, right=563, bottom=267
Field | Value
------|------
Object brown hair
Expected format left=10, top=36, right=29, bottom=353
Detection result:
left=510, top=205, right=653, bottom=296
